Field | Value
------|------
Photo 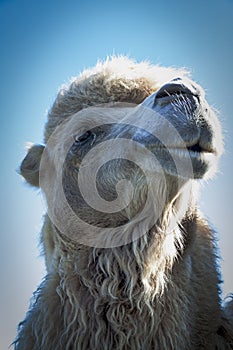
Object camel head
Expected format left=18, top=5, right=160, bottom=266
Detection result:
left=19, top=58, right=223, bottom=248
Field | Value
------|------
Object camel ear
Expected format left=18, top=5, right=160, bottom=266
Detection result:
left=20, top=144, right=45, bottom=187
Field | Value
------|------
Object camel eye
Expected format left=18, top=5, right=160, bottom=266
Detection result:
left=74, top=131, right=96, bottom=145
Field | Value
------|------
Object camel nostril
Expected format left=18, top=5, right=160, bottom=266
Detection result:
left=154, top=81, right=200, bottom=107
left=156, top=88, right=185, bottom=99
left=155, top=83, right=194, bottom=100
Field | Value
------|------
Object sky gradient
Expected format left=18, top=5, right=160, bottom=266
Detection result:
left=1, top=0, right=233, bottom=348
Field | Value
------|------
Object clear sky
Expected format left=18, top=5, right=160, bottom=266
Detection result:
left=1, top=0, right=233, bottom=348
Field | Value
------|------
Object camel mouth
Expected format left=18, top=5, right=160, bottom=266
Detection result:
left=168, top=146, right=215, bottom=158
left=186, top=143, right=204, bottom=153
left=151, top=141, right=216, bottom=155
left=148, top=142, right=217, bottom=179
left=186, top=141, right=215, bottom=155
left=167, top=142, right=216, bottom=163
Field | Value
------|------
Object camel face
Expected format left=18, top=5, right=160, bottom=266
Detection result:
left=39, top=77, right=223, bottom=248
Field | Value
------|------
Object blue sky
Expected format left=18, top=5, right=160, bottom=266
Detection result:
left=1, top=0, right=233, bottom=347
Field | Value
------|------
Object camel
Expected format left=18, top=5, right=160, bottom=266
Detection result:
left=15, top=56, right=233, bottom=349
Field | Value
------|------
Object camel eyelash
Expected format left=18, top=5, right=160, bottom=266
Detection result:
left=73, top=131, right=96, bottom=146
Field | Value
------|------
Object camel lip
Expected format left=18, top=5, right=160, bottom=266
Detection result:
left=179, top=148, right=215, bottom=157
left=185, top=143, right=215, bottom=154
left=168, top=148, right=216, bottom=160
left=150, top=144, right=216, bottom=155
left=146, top=145, right=216, bottom=179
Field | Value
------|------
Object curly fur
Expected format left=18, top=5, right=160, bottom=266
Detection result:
left=15, top=56, right=233, bottom=349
